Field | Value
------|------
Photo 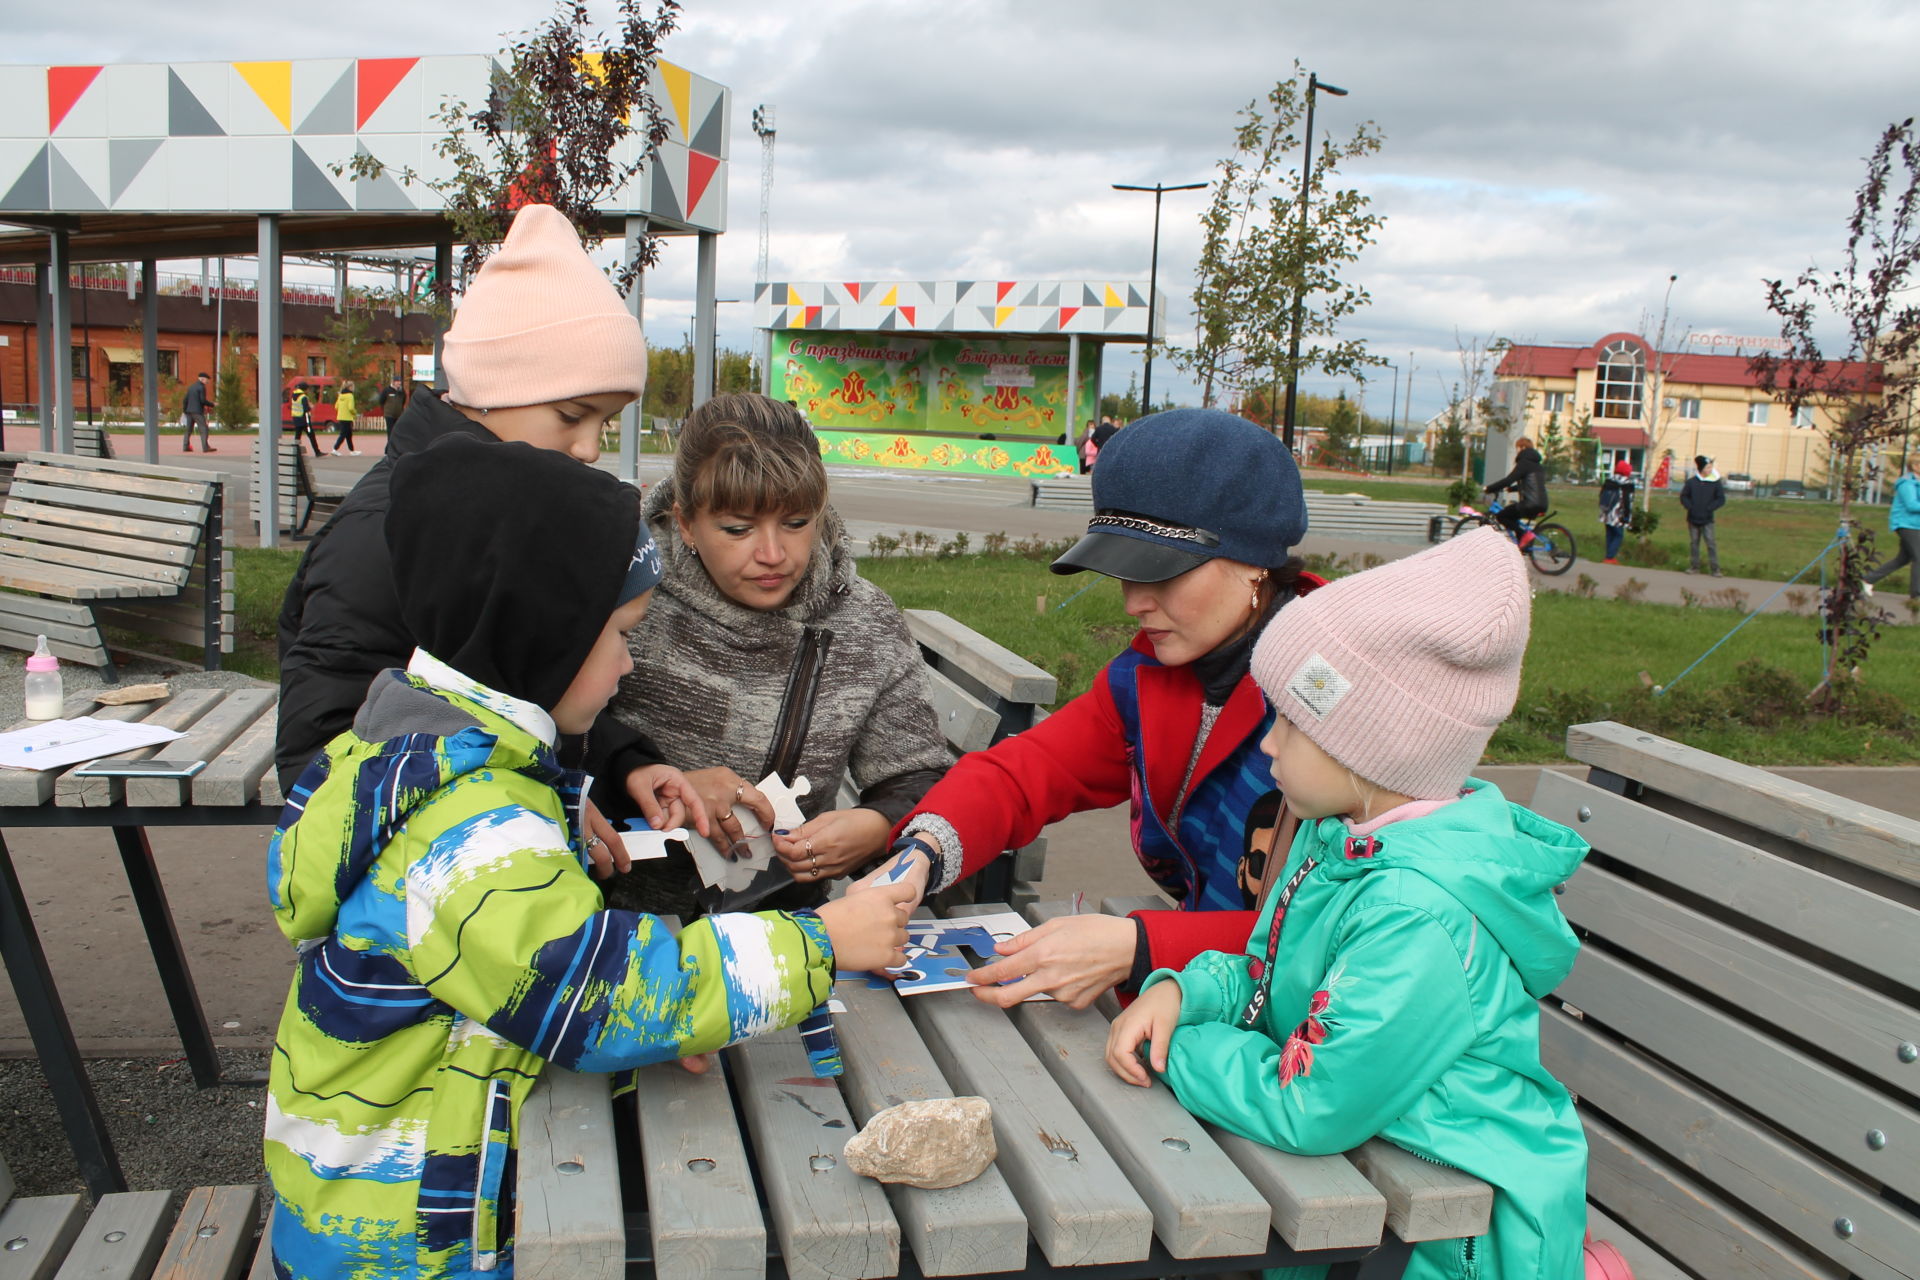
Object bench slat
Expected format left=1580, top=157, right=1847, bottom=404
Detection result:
left=633, top=1055, right=766, bottom=1279
left=8, top=479, right=211, bottom=526
left=1542, top=1006, right=1918, bottom=1280
left=903, top=609, right=1056, bottom=705
left=0, top=1194, right=86, bottom=1280
left=1344, top=1139, right=1493, bottom=1245
left=0, top=562, right=164, bottom=599
left=1, top=500, right=202, bottom=548
left=1557, top=945, right=1920, bottom=1204
left=49, top=1189, right=172, bottom=1280
left=729, top=1026, right=901, bottom=1280
left=924, top=667, right=999, bottom=755
left=55, top=689, right=223, bottom=809
left=194, top=706, right=278, bottom=807
left=244, top=1207, right=277, bottom=1280
left=0, top=519, right=198, bottom=569
left=149, top=1184, right=259, bottom=1280
left=902, top=969, right=1154, bottom=1266
left=514, top=1067, right=624, bottom=1280
left=0, top=538, right=193, bottom=586
left=831, top=979, right=1029, bottom=1278
left=1583, top=1111, right=1843, bottom=1280
left=0, top=696, right=146, bottom=808
left=1565, top=721, right=1920, bottom=888
left=1559, top=859, right=1920, bottom=1103
left=0, top=608, right=104, bottom=648
left=1533, top=770, right=1920, bottom=994
left=982, top=902, right=1270, bottom=1260
left=18, top=462, right=214, bottom=505
left=126, top=689, right=275, bottom=807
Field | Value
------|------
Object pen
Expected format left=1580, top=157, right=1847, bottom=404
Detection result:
left=23, top=732, right=104, bottom=753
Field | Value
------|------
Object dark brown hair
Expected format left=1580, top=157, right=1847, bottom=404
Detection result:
left=672, top=393, right=828, bottom=518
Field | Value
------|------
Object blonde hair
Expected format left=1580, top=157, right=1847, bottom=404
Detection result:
left=672, top=393, right=828, bottom=518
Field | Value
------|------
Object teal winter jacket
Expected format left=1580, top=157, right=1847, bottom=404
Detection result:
left=1891, top=471, right=1920, bottom=532
left=1148, top=781, right=1590, bottom=1280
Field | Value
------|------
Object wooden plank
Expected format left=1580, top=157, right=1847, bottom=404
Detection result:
left=1583, top=1111, right=1843, bottom=1280
left=93, top=606, right=218, bottom=651
left=902, top=972, right=1154, bottom=1265
left=1565, top=720, right=1920, bottom=887
left=0, top=1148, right=11, bottom=1208
left=902, top=609, right=1056, bottom=705
left=1585, top=1205, right=1693, bottom=1280
left=1557, top=860, right=1920, bottom=1102
left=1532, top=770, right=1920, bottom=994
left=514, top=1067, right=623, bottom=1280
left=15, top=463, right=213, bottom=505
left=127, top=690, right=275, bottom=806
left=244, top=1206, right=277, bottom=1280
left=0, top=590, right=100, bottom=626
left=0, top=627, right=107, bottom=670
left=0, top=695, right=142, bottom=807
left=8, top=480, right=211, bottom=526
left=48, top=1189, right=172, bottom=1280
left=0, top=561, right=160, bottom=599
left=1556, top=946, right=1920, bottom=1203
left=923, top=668, right=999, bottom=755
left=0, top=520, right=198, bottom=569
left=0, top=538, right=189, bottom=585
left=633, top=1055, right=766, bottom=1280
left=149, top=1185, right=258, bottom=1280
left=956, top=902, right=1269, bottom=1260
left=0, top=606, right=101, bottom=647
left=1, top=501, right=200, bottom=547
left=194, top=707, right=278, bottom=807
left=1542, top=1007, right=1917, bottom=1280
left=55, top=688, right=222, bottom=808
left=21, top=453, right=210, bottom=485
left=729, top=1026, right=900, bottom=1280
left=831, top=980, right=1029, bottom=1278
left=1343, top=1140, right=1491, bottom=1245
left=0, top=1193, right=86, bottom=1280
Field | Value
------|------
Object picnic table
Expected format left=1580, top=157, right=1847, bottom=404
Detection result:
left=0, top=684, right=281, bottom=1198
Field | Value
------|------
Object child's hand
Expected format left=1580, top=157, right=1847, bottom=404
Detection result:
left=582, top=799, right=629, bottom=879
left=624, top=764, right=714, bottom=839
left=1105, top=982, right=1183, bottom=1087
left=814, top=880, right=916, bottom=971
left=849, top=839, right=934, bottom=909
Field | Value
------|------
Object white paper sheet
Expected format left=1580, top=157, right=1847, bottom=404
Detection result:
left=0, top=717, right=186, bottom=771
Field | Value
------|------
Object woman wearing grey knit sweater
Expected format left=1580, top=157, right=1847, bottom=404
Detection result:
left=600, top=393, right=949, bottom=917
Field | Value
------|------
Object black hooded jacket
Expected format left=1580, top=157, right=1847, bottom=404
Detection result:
left=1486, top=446, right=1548, bottom=511
left=275, top=388, right=657, bottom=789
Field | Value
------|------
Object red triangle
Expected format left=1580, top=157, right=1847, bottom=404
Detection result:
left=845, top=282, right=863, bottom=302
left=996, top=281, right=1017, bottom=302
left=48, top=66, right=103, bottom=133
left=684, top=150, right=721, bottom=217
left=899, top=306, right=915, bottom=326
left=1059, top=306, right=1080, bottom=326
left=356, top=58, right=419, bottom=129
left=804, top=306, right=821, bottom=328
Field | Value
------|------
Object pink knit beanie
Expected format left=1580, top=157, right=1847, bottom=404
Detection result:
left=1250, top=526, right=1531, bottom=799
left=441, top=204, right=648, bottom=409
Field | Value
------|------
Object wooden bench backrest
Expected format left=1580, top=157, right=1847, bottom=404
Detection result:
left=248, top=441, right=315, bottom=526
left=0, top=455, right=216, bottom=591
left=1529, top=720, right=1920, bottom=1280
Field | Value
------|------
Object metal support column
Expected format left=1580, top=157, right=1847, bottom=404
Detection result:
left=1065, top=334, right=1082, bottom=467
left=112, top=825, right=222, bottom=1088
left=141, top=259, right=159, bottom=463
left=618, top=215, right=648, bottom=485
left=35, top=262, right=54, bottom=450
left=258, top=214, right=283, bottom=550
left=49, top=229, right=73, bottom=452
left=431, top=239, right=452, bottom=390
left=693, top=231, right=718, bottom=408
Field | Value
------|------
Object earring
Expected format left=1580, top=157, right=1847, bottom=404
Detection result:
left=479, top=407, right=490, bottom=417
left=1249, top=568, right=1269, bottom=611
left=688, top=545, right=699, bottom=558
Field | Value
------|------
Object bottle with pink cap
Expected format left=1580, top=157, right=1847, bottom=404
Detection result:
left=24, top=635, right=62, bottom=720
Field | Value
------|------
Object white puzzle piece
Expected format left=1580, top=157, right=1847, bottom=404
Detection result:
left=619, top=824, right=688, bottom=862
left=685, top=773, right=812, bottom=893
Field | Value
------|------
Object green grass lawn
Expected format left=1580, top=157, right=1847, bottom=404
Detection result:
left=233, top=544, right=1920, bottom=764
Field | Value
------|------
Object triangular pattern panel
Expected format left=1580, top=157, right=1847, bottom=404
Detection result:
left=294, top=61, right=354, bottom=135
left=49, top=141, right=108, bottom=209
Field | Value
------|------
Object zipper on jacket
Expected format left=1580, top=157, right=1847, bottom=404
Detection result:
left=761, top=627, right=834, bottom=783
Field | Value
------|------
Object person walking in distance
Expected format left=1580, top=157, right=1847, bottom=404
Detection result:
left=381, top=377, right=406, bottom=435
left=330, top=383, right=360, bottom=455
left=1680, top=454, right=1726, bottom=576
left=1863, top=452, right=1920, bottom=601
left=181, top=371, right=215, bottom=453
left=289, top=382, right=320, bottom=457
left=1598, top=458, right=1635, bottom=563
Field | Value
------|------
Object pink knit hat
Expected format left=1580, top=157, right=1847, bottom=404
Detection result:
left=441, top=204, right=648, bottom=409
left=1250, top=526, right=1531, bottom=799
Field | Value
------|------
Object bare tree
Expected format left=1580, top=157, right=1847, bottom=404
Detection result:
left=1751, top=118, right=1920, bottom=707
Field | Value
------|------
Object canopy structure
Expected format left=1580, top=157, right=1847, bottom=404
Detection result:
left=0, top=54, right=731, bottom=541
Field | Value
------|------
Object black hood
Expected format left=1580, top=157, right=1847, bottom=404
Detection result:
left=385, top=435, right=642, bottom=711
left=388, top=385, right=493, bottom=459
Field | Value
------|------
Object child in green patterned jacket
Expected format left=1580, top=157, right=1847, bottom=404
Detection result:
left=265, top=435, right=913, bottom=1280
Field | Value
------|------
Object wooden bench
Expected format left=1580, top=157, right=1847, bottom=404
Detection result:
left=1302, top=492, right=1448, bottom=545
left=73, top=422, right=115, bottom=459
left=0, top=453, right=232, bottom=680
left=1527, top=720, right=1920, bottom=1279
left=1030, top=474, right=1093, bottom=512
left=0, top=1148, right=274, bottom=1280
left=249, top=440, right=352, bottom=537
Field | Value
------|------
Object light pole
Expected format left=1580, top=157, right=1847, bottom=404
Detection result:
left=1393, top=351, right=1413, bottom=476
left=1113, top=180, right=1206, bottom=416
left=1380, top=361, right=1398, bottom=473
left=1280, top=72, right=1349, bottom=456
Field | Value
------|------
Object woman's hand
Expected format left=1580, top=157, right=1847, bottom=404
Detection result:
left=622, top=765, right=714, bottom=841
left=581, top=799, right=628, bottom=880
left=772, top=808, right=891, bottom=883
left=1105, top=982, right=1183, bottom=1086
left=683, top=767, right=775, bottom=856
left=965, top=913, right=1136, bottom=1010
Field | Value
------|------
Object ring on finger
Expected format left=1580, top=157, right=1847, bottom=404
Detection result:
left=584, top=836, right=602, bottom=852
left=733, top=783, right=744, bottom=802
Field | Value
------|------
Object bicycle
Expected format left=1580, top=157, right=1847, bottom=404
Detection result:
left=1453, top=499, right=1578, bottom=575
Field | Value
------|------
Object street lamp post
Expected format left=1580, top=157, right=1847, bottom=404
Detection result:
left=1381, top=361, right=1398, bottom=473
left=1280, top=72, right=1349, bottom=456
left=1113, top=181, right=1206, bottom=416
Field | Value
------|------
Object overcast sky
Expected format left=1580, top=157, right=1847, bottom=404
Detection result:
left=10, top=0, right=1917, bottom=419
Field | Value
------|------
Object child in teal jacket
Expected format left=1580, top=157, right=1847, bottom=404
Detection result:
left=1109, top=527, right=1589, bottom=1279
left=265, top=437, right=914, bottom=1280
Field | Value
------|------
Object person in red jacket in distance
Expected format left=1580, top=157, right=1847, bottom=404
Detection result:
left=857, top=408, right=1319, bottom=1008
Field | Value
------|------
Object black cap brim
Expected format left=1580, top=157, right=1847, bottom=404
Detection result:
left=1049, top=530, right=1211, bottom=582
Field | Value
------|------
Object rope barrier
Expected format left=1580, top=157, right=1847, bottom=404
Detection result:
left=1653, top=531, right=1849, bottom=696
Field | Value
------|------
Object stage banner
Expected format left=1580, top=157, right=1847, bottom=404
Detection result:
left=814, top=429, right=1076, bottom=477
left=927, top=336, right=1092, bottom=437
left=774, top=333, right=929, bottom=428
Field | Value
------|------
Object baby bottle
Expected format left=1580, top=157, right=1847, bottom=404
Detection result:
left=24, top=635, right=62, bottom=720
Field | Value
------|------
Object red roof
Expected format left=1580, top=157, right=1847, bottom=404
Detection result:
left=1497, top=333, right=1883, bottom=395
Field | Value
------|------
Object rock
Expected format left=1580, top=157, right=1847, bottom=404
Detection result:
left=843, top=1097, right=995, bottom=1189
left=95, top=683, right=170, bottom=706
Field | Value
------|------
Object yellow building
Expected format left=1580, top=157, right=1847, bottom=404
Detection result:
left=1495, top=332, right=1884, bottom=486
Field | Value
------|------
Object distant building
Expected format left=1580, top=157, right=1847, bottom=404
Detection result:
left=1495, top=331, right=1884, bottom=484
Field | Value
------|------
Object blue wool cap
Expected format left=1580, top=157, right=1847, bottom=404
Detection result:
left=619, top=527, right=663, bottom=604
left=1052, top=408, right=1308, bottom=582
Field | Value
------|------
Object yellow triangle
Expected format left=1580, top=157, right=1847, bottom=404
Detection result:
left=880, top=286, right=898, bottom=307
left=234, top=61, right=292, bottom=131
left=658, top=60, right=691, bottom=139
left=787, top=284, right=804, bottom=307
left=1103, top=285, right=1124, bottom=308
left=995, top=306, right=1014, bottom=328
